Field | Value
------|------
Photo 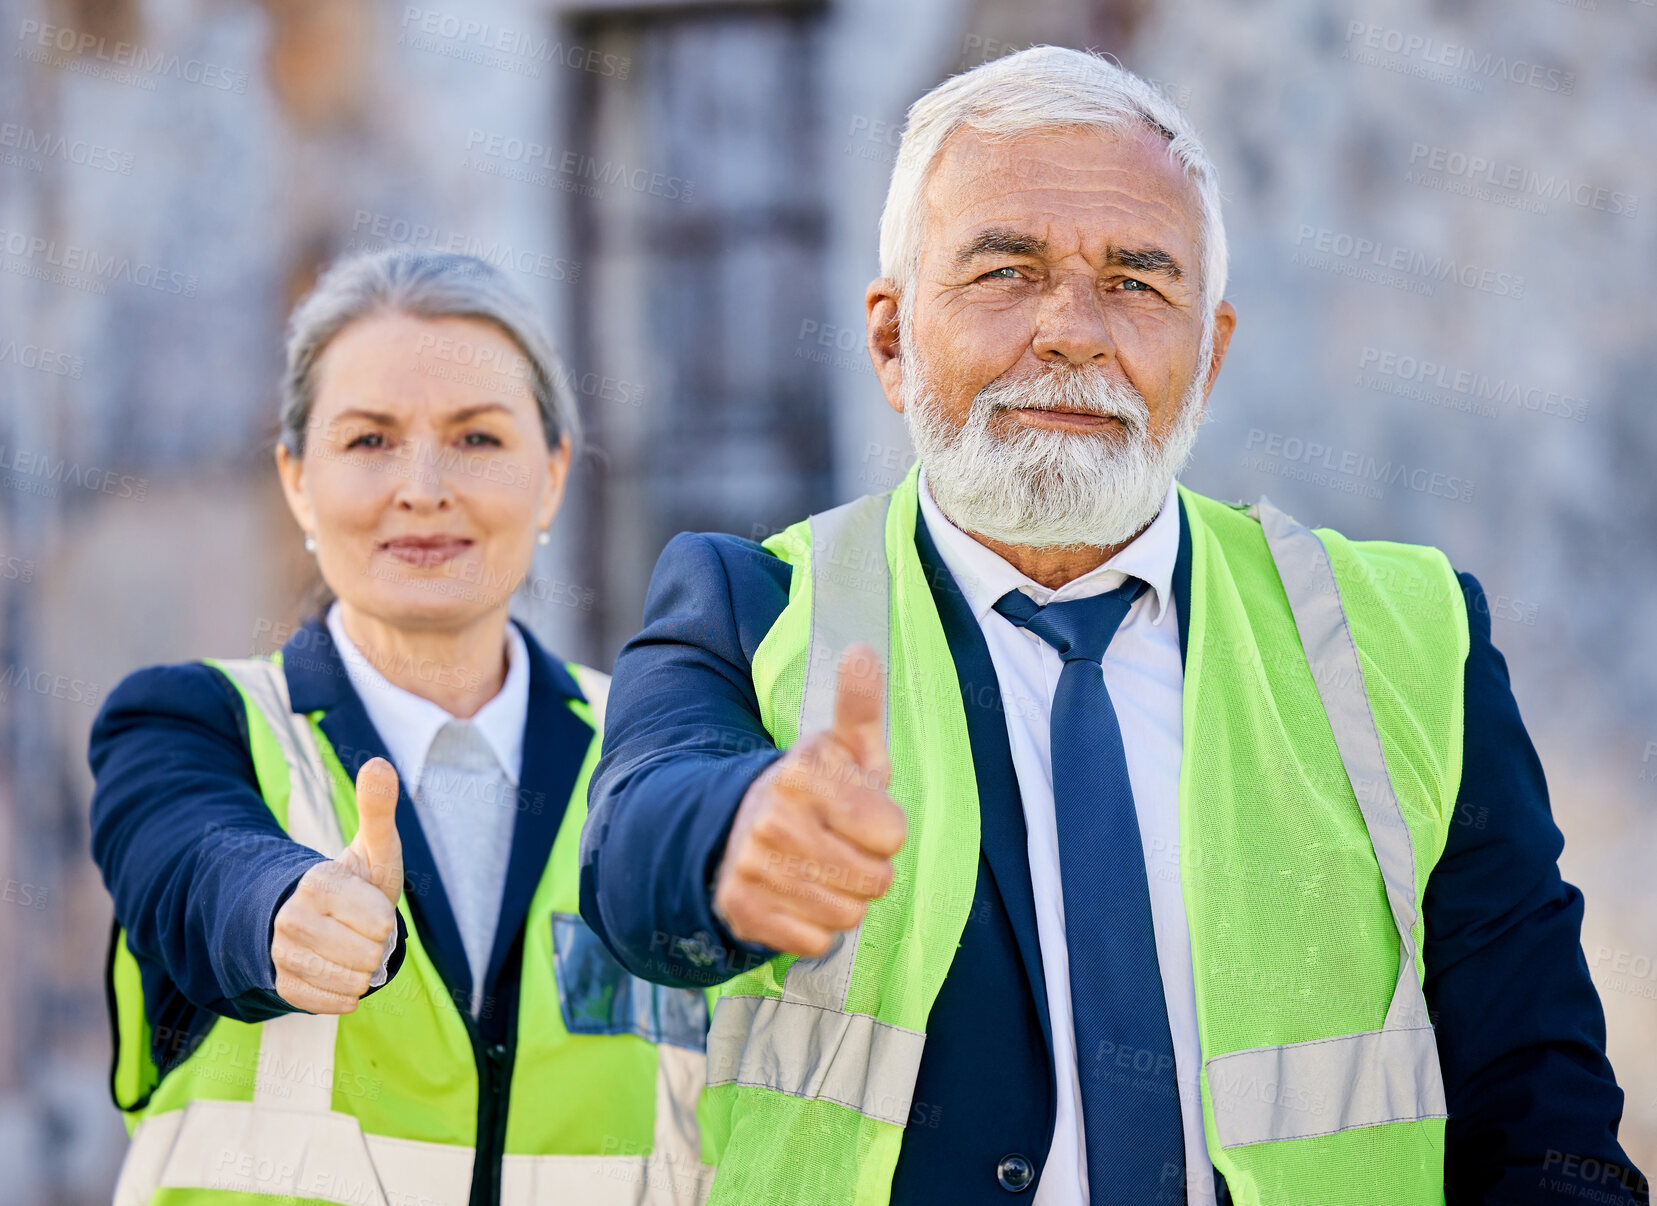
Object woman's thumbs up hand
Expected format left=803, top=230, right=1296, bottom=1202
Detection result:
left=272, top=757, right=404, bottom=1014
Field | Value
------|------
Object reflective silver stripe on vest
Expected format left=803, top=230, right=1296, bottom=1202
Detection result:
left=116, top=1100, right=479, bottom=1206
left=1202, top=1024, right=1443, bottom=1148
left=213, top=657, right=345, bottom=858
left=503, top=1044, right=714, bottom=1204
left=787, top=493, right=892, bottom=1014
left=706, top=995, right=924, bottom=1128
left=210, top=658, right=349, bottom=1115
left=706, top=493, right=917, bottom=1124
left=798, top=492, right=893, bottom=744
left=1204, top=499, right=1448, bottom=1147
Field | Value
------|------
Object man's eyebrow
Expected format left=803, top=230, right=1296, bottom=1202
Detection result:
left=951, top=234, right=1187, bottom=282
left=952, top=229, right=1049, bottom=270
left=1107, top=246, right=1184, bottom=280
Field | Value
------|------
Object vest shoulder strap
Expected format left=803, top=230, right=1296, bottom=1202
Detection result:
left=1193, top=493, right=1450, bottom=1147
left=205, top=656, right=345, bottom=858
left=795, top=492, right=892, bottom=744
left=568, top=662, right=611, bottom=731
left=201, top=656, right=347, bottom=1116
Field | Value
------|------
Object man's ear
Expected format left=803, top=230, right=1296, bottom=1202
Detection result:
left=1203, top=300, right=1238, bottom=399
left=865, top=278, right=905, bottom=414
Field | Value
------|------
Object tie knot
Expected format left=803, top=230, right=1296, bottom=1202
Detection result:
left=993, top=577, right=1147, bottom=664
left=425, top=719, right=499, bottom=775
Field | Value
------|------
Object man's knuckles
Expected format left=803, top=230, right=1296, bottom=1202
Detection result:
left=738, top=908, right=834, bottom=959
left=723, top=864, right=866, bottom=923
left=815, top=893, right=869, bottom=931
left=737, top=807, right=895, bottom=895
left=748, top=869, right=870, bottom=929
left=855, top=859, right=896, bottom=899
left=758, top=847, right=887, bottom=897
left=715, top=891, right=769, bottom=942
left=825, top=792, right=906, bottom=855
left=778, top=733, right=875, bottom=789
left=745, top=802, right=806, bottom=850
left=790, top=927, right=836, bottom=959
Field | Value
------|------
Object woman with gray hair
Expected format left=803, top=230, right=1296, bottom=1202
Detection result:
left=90, top=249, right=711, bottom=1206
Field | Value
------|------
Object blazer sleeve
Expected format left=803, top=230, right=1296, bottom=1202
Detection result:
left=579, top=531, right=793, bottom=988
left=89, top=661, right=406, bottom=1024
left=1425, top=571, right=1648, bottom=1204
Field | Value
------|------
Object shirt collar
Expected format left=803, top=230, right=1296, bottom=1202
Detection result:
left=324, top=601, right=529, bottom=791
left=915, top=465, right=1180, bottom=627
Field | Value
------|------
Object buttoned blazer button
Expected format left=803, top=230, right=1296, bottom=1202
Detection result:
left=996, top=1153, right=1034, bottom=1193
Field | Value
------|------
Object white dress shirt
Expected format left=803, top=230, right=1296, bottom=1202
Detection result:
left=915, top=470, right=1213, bottom=1206
left=325, top=603, right=529, bottom=1016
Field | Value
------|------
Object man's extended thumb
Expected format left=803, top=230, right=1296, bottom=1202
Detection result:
left=830, top=642, right=889, bottom=784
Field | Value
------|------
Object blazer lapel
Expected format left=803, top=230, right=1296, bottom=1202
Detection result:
left=478, top=622, right=591, bottom=994
left=281, top=615, right=475, bottom=1010
left=1174, top=491, right=1192, bottom=672
left=912, top=509, right=1055, bottom=1053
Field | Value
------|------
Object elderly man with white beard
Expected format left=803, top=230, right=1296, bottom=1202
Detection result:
left=579, top=46, right=1645, bottom=1206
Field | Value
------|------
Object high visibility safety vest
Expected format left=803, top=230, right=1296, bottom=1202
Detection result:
left=702, top=462, right=1467, bottom=1206
left=106, top=654, right=715, bottom=1206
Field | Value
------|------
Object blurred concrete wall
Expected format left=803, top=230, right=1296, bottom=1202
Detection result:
left=0, top=0, right=1651, bottom=1199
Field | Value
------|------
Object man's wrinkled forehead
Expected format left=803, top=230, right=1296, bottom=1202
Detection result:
left=918, top=124, right=1202, bottom=269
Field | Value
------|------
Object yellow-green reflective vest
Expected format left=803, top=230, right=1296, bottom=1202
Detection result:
left=701, top=462, right=1466, bottom=1206
left=106, top=653, right=715, bottom=1206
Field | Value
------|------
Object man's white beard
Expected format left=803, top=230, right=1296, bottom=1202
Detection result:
left=901, top=333, right=1210, bottom=549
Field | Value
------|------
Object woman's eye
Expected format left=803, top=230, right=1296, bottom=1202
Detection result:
left=463, top=431, right=503, bottom=447
left=346, top=432, right=384, bottom=449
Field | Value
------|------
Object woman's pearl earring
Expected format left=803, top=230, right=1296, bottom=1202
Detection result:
left=303, top=533, right=317, bottom=553
left=535, top=528, right=551, bottom=546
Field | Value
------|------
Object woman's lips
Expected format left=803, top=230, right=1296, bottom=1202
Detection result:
left=379, top=537, right=473, bottom=568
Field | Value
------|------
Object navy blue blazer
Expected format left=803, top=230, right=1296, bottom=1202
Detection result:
left=89, top=615, right=596, bottom=1205
left=580, top=494, right=1649, bottom=1205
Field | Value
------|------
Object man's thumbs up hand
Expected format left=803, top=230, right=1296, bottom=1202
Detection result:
left=272, top=757, right=404, bottom=1014
left=714, top=644, right=907, bottom=958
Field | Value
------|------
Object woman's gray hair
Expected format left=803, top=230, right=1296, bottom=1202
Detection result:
left=280, top=248, right=581, bottom=458
left=879, top=46, right=1228, bottom=322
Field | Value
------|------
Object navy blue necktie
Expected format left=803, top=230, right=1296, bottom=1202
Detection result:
left=993, top=577, right=1185, bottom=1203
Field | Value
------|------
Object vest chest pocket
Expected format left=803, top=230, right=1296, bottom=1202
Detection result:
left=550, top=913, right=709, bottom=1053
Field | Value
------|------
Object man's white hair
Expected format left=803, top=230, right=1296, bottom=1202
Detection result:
left=878, top=45, right=1228, bottom=315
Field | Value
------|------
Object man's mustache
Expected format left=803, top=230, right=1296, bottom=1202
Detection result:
left=977, top=365, right=1150, bottom=432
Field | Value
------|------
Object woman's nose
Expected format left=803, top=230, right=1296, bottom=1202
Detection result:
left=393, top=441, right=456, bottom=508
